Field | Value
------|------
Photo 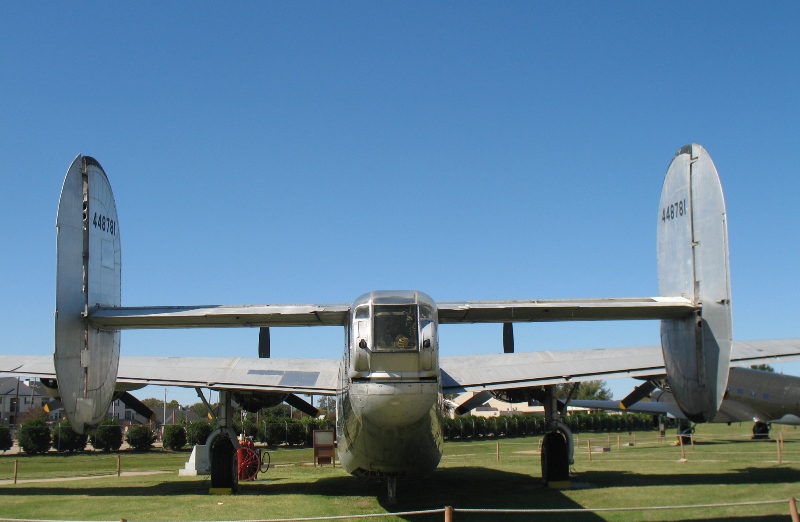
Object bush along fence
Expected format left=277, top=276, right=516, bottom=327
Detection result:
left=442, top=412, right=659, bottom=441
left=254, top=418, right=334, bottom=446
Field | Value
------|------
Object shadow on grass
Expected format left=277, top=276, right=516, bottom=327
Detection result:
left=2, top=465, right=797, bottom=522
left=581, top=466, right=800, bottom=489
left=681, top=518, right=789, bottom=522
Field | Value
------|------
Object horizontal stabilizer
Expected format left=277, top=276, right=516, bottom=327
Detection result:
left=438, top=297, right=695, bottom=324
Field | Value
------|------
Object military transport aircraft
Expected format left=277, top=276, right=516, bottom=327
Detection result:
left=571, top=367, right=800, bottom=438
left=2, top=144, right=800, bottom=501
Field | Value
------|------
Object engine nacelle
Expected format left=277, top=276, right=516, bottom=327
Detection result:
left=657, top=145, right=732, bottom=422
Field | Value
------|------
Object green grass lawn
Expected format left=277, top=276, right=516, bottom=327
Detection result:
left=1, top=423, right=799, bottom=522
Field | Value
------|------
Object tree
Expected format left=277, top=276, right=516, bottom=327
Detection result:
left=261, top=404, right=290, bottom=418
left=141, top=398, right=164, bottom=409
left=189, top=402, right=212, bottom=419
left=751, top=364, right=775, bottom=372
left=187, top=420, right=214, bottom=446
left=18, top=419, right=51, bottom=455
left=126, top=425, right=156, bottom=451
left=317, top=396, right=336, bottom=418
left=21, top=405, right=48, bottom=424
left=90, top=418, right=123, bottom=451
left=0, top=425, right=12, bottom=452
left=52, top=419, right=88, bottom=453
left=557, top=380, right=612, bottom=401
left=162, top=424, right=187, bottom=450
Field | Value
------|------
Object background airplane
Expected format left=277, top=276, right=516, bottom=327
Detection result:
left=572, top=367, right=800, bottom=439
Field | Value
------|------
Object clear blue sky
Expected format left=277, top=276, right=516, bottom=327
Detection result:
left=1, top=3, right=798, bottom=407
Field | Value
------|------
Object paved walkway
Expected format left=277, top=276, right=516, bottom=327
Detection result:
left=0, top=470, right=171, bottom=485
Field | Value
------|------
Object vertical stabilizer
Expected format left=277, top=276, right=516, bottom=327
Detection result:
left=657, top=144, right=732, bottom=422
left=54, top=155, right=121, bottom=433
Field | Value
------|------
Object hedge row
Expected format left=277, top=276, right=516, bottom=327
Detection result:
left=7, top=411, right=662, bottom=454
left=443, top=412, right=659, bottom=441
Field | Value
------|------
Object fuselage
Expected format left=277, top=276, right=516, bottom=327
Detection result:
left=335, top=290, right=444, bottom=477
left=654, top=367, right=800, bottom=425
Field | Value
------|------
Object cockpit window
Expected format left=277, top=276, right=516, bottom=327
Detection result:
left=373, top=305, right=418, bottom=351
left=355, top=305, right=369, bottom=320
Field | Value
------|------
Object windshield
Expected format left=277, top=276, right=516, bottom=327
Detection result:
left=373, top=305, right=418, bottom=351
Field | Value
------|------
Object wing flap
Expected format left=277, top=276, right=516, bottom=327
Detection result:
left=89, top=303, right=351, bottom=329
left=437, top=297, right=695, bottom=324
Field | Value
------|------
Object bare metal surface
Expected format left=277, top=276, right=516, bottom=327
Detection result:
left=89, top=303, right=350, bottom=329
left=438, top=296, right=695, bottom=323
left=658, top=144, right=732, bottom=422
left=54, top=156, right=121, bottom=432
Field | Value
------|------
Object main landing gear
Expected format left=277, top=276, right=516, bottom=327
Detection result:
left=205, top=390, right=240, bottom=493
left=752, top=421, right=770, bottom=440
left=541, top=385, right=573, bottom=487
left=386, top=476, right=398, bottom=504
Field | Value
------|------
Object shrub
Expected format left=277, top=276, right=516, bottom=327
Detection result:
left=0, top=425, right=12, bottom=452
left=90, top=418, right=123, bottom=451
left=187, top=420, right=214, bottom=446
left=126, top=425, right=156, bottom=451
left=52, top=419, right=88, bottom=452
left=18, top=419, right=51, bottom=455
left=260, top=419, right=285, bottom=446
left=162, top=424, right=187, bottom=450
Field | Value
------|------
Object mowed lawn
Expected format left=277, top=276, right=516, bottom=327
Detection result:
left=1, top=423, right=799, bottom=522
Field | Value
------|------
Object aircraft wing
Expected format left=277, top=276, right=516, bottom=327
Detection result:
left=570, top=392, right=779, bottom=425
left=441, top=345, right=664, bottom=393
left=0, top=355, right=339, bottom=395
left=4, top=338, right=798, bottom=398
left=440, top=338, right=800, bottom=394
left=569, top=399, right=684, bottom=418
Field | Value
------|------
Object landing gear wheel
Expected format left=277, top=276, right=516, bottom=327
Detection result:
left=678, top=423, right=694, bottom=446
left=752, top=421, right=770, bottom=440
left=211, top=437, right=238, bottom=491
left=541, top=431, right=569, bottom=485
left=386, top=476, right=397, bottom=504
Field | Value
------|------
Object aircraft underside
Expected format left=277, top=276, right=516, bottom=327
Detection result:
left=337, top=382, right=443, bottom=478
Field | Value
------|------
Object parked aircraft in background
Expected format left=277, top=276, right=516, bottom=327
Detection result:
left=2, top=144, right=800, bottom=501
left=572, top=367, right=800, bottom=438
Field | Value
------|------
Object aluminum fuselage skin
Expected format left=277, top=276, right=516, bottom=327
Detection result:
left=335, top=291, right=444, bottom=477
left=654, top=367, right=800, bottom=425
